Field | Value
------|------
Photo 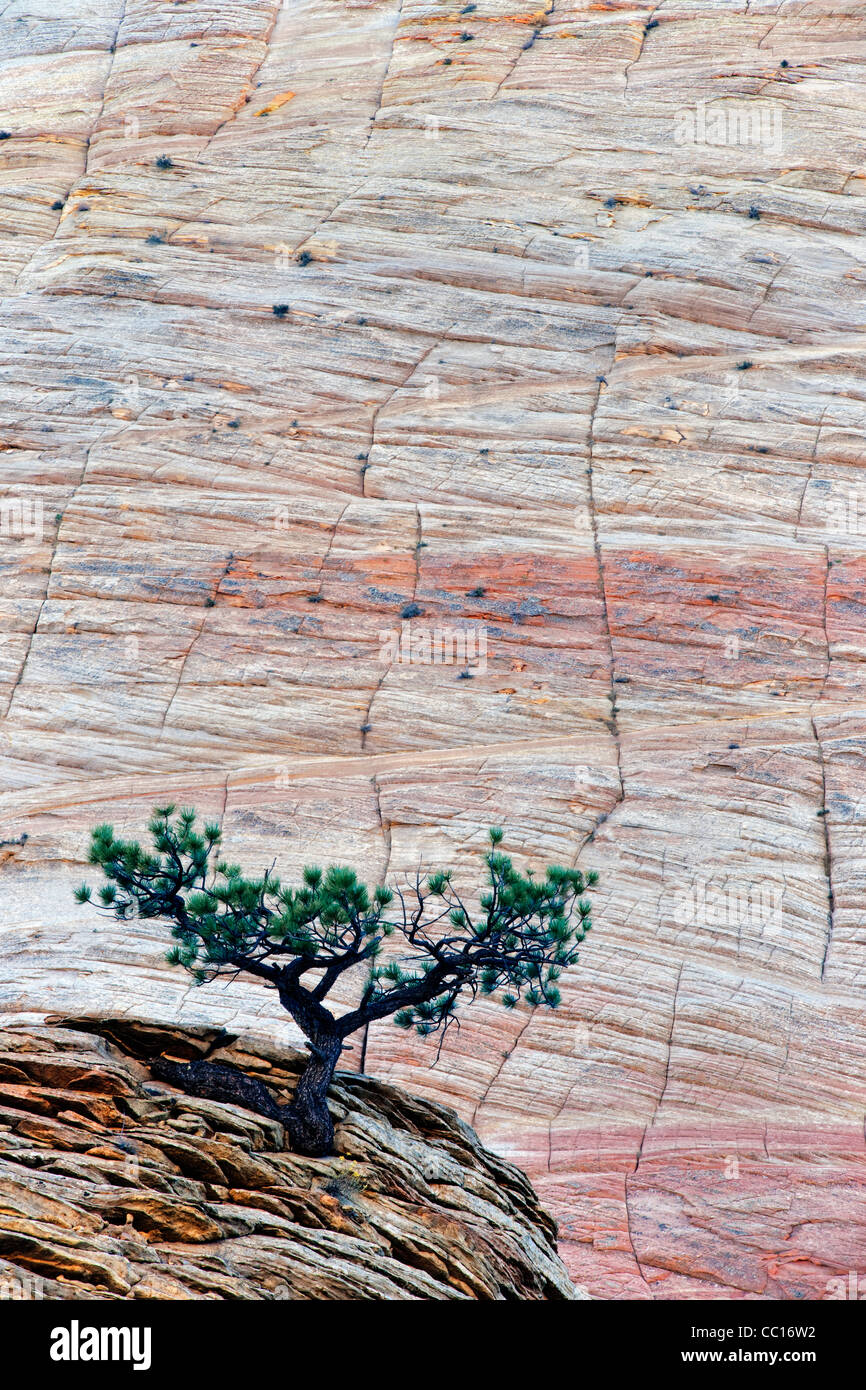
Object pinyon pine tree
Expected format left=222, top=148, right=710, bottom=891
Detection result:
left=76, top=807, right=598, bottom=1156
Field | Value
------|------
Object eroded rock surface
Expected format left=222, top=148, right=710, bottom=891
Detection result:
left=1, top=1, right=865, bottom=1299
left=0, top=1018, right=580, bottom=1299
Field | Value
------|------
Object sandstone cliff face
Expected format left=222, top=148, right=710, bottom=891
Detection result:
left=1, top=1, right=865, bottom=1300
left=0, top=1019, right=580, bottom=1299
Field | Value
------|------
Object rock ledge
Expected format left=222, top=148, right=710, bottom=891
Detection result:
left=0, top=1016, right=583, bottom=1301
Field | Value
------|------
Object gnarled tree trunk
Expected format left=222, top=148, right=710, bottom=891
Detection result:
left=150, top=1035, right=344, bottom=1157
left=282, top=1035, right=343, bottom=1156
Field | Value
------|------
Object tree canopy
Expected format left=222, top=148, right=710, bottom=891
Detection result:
left=76, top=807, right=598, bottom=1154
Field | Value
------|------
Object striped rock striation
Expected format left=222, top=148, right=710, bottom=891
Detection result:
left=1, top=0, right=865, bottom=1298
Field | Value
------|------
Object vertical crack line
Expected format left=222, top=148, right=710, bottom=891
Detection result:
left=159, top=553, right=233, bottom=734
left=585, top=371, right=623, bottom=800
left=362, top=327, right=456, bottom=496
left=624, top=1124, right=650, bottom=1287
left=200, top=0, right=282, bottom=154
left=81, top=0, right=128, bottom=181
left=362, top=0, right=405, bottom=154
left=471, top=1012, right=533, bottom=1128
left=623, top=3, right=662, bottom=95
left=292, top=180, right=368, bottom=260
left=819, top=544, right=831, bottom=703
left=3, top=601, right=45, bottom=721
left=546, top=1020, right=602, bottom=1171
left=795, top=406, right=827, bottom=537
left=489, top=0, right=556, bottom=100
left=652, top=961, right=683, bottom=1132
left=2, top=516, right=62, bottom=718
left=412, top=504, right=422, bottom=603
left=11, top=0, right=127, bottom=289
left=359, top=774, right=393, bottom=1075
left=811, top=716, right=835, bottom=981
left=360, top=505, right=419, bottom=749
left=2, top=428, right=104, bottom=720
left=160, top=622, right=207, bottom=735
left=372, top=774, right=393, bottom=885
left=360, top=669, right=387, bottom=751
left=310, top=502, right=350, bottom=604
left=624, top=961, right=683, bottom=1288
left=547, top=1074, right=578, bottom=1171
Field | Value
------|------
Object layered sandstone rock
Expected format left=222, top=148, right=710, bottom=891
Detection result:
left=1, top=0, right=865, bottom=1300
left=0, top=1018, right=580, bottom=1299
